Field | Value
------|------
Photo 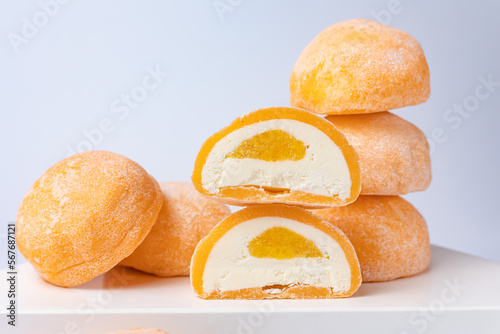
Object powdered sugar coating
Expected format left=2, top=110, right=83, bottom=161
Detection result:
left=327, top=112, right=431, bottom=195
left=120, top=181, right=231, bottom=277
left=290, top=18, right=430, bottom=114
left=313, top=196, right=430, bottom=282
left=15, top=151, right=163, bottom=287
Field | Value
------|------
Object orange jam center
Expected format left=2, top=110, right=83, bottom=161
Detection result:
left=248, top=226, right=323, bottom=259
left=227, top=129, right=307, bottom=162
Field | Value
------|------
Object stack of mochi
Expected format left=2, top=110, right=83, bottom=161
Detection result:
left=190, top=108, right=364, bottom=300
left=189, top=18, right=431, bottom=299
left=290, top=18, right=432, bottom=283
left=15, top=18, right=431, bottom=302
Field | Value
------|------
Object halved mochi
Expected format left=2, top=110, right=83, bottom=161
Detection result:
left=192, top=107, right=361, bottom=208
left=190, top=205, right=361, bottom=299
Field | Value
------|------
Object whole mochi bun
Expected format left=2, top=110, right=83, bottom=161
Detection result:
left=326, top=111, right=431, bottom=195
left=313, top=195, right=431, bottom=282
left=16, top=151, right=163, bottom=287
left=290, top=18, right=430, bottom=114
left=120, top=181, right=231, bottom=277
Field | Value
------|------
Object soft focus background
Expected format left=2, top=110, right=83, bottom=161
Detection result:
left=1, top=0, right=499, bottom=264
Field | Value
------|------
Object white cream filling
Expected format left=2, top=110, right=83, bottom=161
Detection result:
left=202, top=217, right=351, bottom=294
left=201, top=119, right=352, bottom=199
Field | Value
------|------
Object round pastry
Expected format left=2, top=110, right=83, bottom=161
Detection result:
left=327, top=111, right=431, bottom=195
left=121, top=181, right=231, bottom=277
left=104, top=329, right=168, bottom=334
left=191, top=204, right=361, bottom=299
left=16, top=151, right=163, bottom=287
left=290, top=18, right=430, bottom=114
left=313, top=195, right=430, bottom=282
left=192, top=107, right=361, bottom=208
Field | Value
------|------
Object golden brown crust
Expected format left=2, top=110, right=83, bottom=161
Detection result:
left=15, top=151, right=163, bottom=287
left=313, top=196, right=431, bottom=282
left=290, top=18, right=430, bottom=114
left=207, top=285, right=355, bottom=299
left=191, top=204, right=362, bottom=299
left=120, top=182, right=231, bottom=277
left=191, top=107, right=361, bottom=208
left=326, top=112, right=431, bottom=195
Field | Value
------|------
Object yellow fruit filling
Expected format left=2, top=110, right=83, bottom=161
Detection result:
left=248, top=226, right=323, bottom=259
left=227, top=129, right=307, bottom=162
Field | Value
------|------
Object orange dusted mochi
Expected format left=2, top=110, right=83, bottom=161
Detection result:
left=192, top=107, right=361, bottom=208
left=290, top=18, right=430, bottom=114
left=313, top=196, right=430, bottom=282
left=104, top=329, right=168, bottom=334
left=120, top=182, right=231, bottom=277
left=190, top=204, right=361, bottom=299
left=326, top=112, right=431, bottom=195
left=16, top=151, right=163, bottom=287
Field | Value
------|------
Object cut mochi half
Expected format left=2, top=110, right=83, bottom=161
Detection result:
left=192, top=107, right=361, bottom=208
left=190, top=204, right=362, bottom=299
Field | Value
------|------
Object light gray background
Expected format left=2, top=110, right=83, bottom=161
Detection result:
left=1, top=0, right=499, bottom=263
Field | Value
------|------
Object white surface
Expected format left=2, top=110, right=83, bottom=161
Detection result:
left=202, top=118, right=351, bottom=198
left=1, top=1, right=500, bottom=264
left=1, top=246, right=499, bottom=333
